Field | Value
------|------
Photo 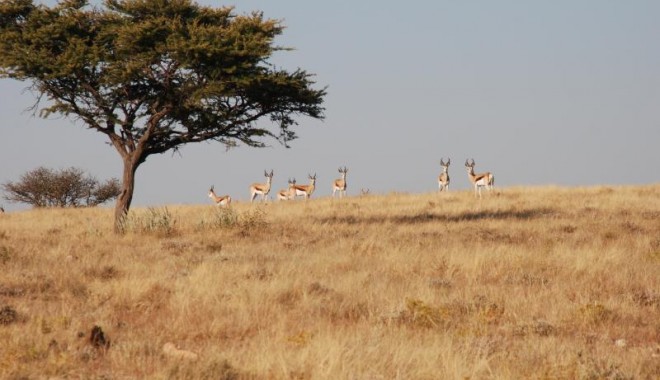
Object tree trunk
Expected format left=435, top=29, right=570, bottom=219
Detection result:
left=113, top=157, right=139, bottom=234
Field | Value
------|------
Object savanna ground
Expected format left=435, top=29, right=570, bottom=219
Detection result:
left=0, top=186, right=659, bottom=379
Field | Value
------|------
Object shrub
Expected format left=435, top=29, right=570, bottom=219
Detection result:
left=202, top=207, right=240, bottom=229
left=239, top=207, right=267, bottom=231
left=0, top=245, right=13, bottom=264
left=2, top=167, right=120, bottom=207
left=196, top=207, right=267, bottom=232
left=577, top=302, right=615, bottom=325
left=403, top=298, right=450, bottom=328
left=121, top=207, right=177, bottom=235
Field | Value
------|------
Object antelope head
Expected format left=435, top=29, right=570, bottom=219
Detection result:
left=465, top=158, right=476, bottom=173
left=440, top=158, right=450, bottom=170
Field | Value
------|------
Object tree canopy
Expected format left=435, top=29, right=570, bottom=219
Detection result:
left=0, top=0, right=326, bottom=232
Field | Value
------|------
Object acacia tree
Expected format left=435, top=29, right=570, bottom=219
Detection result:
left=0, top=0, right=326, bottom=232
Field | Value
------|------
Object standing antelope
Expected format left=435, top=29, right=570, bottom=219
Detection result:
left=208, top=186, right=231, bottom=207
left=250, top=170, right=274, bottom=203
left=294, top=174, right=317, bottom=200
left=332, top=166, right=348, bottom=198
left=277, top=178, right=297, bottom=201
left=465, top=159, right=494, bottom=197
left=438, top=158, right=450, bottom=192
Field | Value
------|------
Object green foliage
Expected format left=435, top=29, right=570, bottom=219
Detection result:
left=0, top=0, right=325, bottom=150
left=0, top=0, right=326, bottom=232
left=1, top=167, right=120, bottom=207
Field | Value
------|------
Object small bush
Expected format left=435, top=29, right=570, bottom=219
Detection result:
left=85, top=265, right=120, bottom=281
left=122, top=207, right=177, bottom=235
left=577, top=302, right=615, bottom=325
left=403, top=298, right=450, bottom=328
left=168, top=359, right=240, bottom=380
left=198, top=207, right=240, bottom=229
left=532, top=320, right=556, bottom=336
left=239, top=207, right=267, bottom=230
left=0, top=305, right=20, bottom=325
left=577, top=357, right=633, bottom=380
left=0, top=245, right=13, bottom=264
left=197, top=207, right=267, bottom=233
left=631, top=289, right=660, bottom=308
left=287, top=331, right=314, bottom=347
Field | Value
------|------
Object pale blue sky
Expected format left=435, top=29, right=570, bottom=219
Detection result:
left=1, top=1, right=659, bottom=211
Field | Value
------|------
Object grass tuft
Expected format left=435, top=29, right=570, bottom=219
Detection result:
left=123, top=207, right=177, bottom=235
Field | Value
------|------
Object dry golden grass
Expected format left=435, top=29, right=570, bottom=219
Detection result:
left=0, top=185, right=659, bottom=379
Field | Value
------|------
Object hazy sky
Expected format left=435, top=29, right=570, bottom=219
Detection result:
left=1, top=1, right=659, bottom=211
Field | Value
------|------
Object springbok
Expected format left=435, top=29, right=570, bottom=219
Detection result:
left=249, top=170, right=273, bottom=203
left=465, top=159, right=494, bottom=197
left=294, top=174, right=317, bottom=200
left=208, top=186, right=231, bottom=207
left=360, top=188, right=370, bottom=196
left=438, top=158, right=450, bottom=192
left=332, top=166, right=348, bottom=198
left=277, top=178, right=297, bottom=201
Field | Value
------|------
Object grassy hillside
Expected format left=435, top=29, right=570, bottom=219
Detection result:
left=1, top=186, right=659, bottom=379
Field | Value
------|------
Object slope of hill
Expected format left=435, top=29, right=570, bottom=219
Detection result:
left=1, top=185, right=659, bottom=379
